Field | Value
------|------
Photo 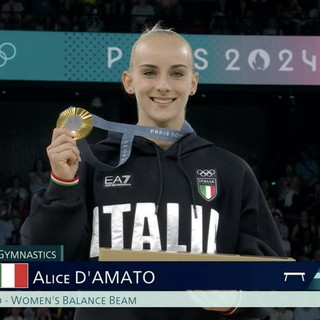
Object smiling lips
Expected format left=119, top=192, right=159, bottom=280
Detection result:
left=151, top=97, right=176, bottom=104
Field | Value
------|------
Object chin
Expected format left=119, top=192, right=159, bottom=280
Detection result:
left=152, top=119, right=170, bottom=127
left=154, top=113, right=176, bottom=123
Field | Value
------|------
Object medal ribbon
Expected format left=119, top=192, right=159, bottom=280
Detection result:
left=68, top=110, right=193, bottom=171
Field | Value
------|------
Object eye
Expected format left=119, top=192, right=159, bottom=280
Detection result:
left=143, top=70, right=157, bottom=77
left=171, top=71, right=184, bottom=78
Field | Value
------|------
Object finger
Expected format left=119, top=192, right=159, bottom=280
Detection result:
left=49, top=149, right=79, bottom=166
left=47, top=142, right=80, bottom=162
left=48, top=133, right=77, bottom=152
left=51, top=128, right=76, bottom=143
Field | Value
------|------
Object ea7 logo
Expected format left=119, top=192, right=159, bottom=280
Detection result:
left=104, top=175, right=132, bottom=188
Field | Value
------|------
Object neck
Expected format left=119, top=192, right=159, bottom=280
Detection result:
left=137, top=117, right=184, bottom=130
left=137, top=119, right=185, bottom=150
left=148, top=138, right=174, bottom=150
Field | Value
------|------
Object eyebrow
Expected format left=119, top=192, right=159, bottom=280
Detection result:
left=138, top=64, right=189, bottom=69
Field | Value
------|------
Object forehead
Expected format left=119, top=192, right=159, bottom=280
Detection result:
left=131, top=35, right=193, bottom=67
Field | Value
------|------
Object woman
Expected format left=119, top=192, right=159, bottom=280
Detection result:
left=29, top=158, right=50, bottom=195
left=22, top=23, right=285, bottom=320
left=5, top=175, right=28, bottom=207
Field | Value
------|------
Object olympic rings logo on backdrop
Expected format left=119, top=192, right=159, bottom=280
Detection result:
left=196, top=169, right=216, bottom=177
left=0, top=42, right=16, bottom=68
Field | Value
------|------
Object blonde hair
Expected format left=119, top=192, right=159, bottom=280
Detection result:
left=129, top=22, right=194, bottom=69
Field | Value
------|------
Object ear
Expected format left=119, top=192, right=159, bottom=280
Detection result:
left=122, top=71, right=134, bottom=94
left=190, top=72, right=199, bottom=96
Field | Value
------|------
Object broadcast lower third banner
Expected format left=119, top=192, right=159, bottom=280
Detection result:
left=1, top=291, right=320, bottom=308
left=0, top=259, right=320, bottom=307
left=0, top=261, right=320, bottom=291
left=0, top=245, right=64, bottom=262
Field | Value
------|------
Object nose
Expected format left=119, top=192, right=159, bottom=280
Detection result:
left=155, top=74, right=170, bottom=93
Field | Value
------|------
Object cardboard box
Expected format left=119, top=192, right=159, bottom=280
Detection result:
left=99, top=248, right=294, bottom=262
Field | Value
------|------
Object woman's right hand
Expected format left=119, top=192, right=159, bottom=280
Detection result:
left=46, top=128, right=81, bottom=180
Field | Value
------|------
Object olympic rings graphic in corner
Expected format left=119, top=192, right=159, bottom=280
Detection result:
left=0, top=42, right=17, bottom=68
left=196, top=169, right=216, bottom=177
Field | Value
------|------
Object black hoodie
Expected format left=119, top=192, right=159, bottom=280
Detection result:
left=21, top=131, right=285, bottom=319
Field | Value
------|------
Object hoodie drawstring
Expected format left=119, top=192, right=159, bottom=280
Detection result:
left=177, top=143, right=198, bottom=219
left=153, top=141, right=198, bottom=219
left=155, top=146, right=164, bottom=215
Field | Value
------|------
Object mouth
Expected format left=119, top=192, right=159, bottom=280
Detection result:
left=151, top=97, right=176, bottom=104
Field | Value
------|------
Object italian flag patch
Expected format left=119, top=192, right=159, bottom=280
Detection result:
left=197, top=177, right=217, bottom=201
left=200, top=185, right=216, bottom=200
left=0, top=263, right=29, bottom=288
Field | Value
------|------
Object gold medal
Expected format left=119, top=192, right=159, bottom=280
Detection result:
left=56, top=107, right=93, bottom=140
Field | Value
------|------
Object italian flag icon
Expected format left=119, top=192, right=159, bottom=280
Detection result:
left=0, top=263, right=29, bottom=288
